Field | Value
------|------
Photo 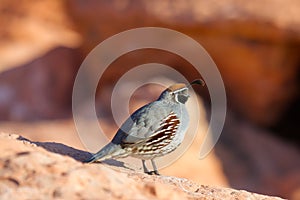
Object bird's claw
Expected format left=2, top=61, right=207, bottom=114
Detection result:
left=145, top=170, right=160, bottom=176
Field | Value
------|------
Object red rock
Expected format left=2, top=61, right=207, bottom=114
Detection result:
left=216, top=112, right=300, bottom=199
left=0, top=47, right=80, bottom=121
left=0, top=132, right=284, bottom=200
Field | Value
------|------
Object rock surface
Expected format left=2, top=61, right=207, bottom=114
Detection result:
left=0, top=47, right=80, bottom=121
left=0, top=0, right=82, bottom=121
left=0, top=0, right=81, bottom=69
left=217, top=111, right=300, bottom=199
left=0, top=132, right=284, bottom=200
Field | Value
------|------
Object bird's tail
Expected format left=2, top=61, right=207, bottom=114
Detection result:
left=85, top=142, right=127, bottom=163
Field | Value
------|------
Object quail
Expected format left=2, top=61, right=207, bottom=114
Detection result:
left=85, top=79, right=205, bottom=175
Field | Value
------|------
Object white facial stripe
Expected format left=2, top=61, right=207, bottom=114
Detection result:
left=173, top=87, right=188, bottom=93
left=175, top=94, right=179, bottom=103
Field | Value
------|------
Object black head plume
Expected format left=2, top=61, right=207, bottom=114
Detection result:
left=188, top=79, right=205, bottom=88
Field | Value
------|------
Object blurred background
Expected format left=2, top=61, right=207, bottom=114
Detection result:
left=0, top=0, right=299, bottom=199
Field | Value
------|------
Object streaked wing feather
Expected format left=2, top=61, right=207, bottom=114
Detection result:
left=121, top=112, right=180, bottom=153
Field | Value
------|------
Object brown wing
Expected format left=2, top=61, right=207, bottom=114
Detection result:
left=123, top=112, right=180, bottom=155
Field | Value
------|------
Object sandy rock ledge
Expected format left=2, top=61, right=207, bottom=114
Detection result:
left=0, top=132, right=283, bottom=200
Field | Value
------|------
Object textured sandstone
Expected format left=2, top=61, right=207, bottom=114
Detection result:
left=0, top=133, right=284, bottom=200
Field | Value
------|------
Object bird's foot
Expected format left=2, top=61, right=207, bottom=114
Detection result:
left=145, top=170, right=160, bottom=176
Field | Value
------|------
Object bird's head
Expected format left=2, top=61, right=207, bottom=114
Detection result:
left=158, top=79, right=205, bottom=104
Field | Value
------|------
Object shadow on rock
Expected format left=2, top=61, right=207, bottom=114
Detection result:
left=16, top=135, right=127, bottom=168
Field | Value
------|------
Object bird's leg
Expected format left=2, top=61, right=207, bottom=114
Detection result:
left=142, top=160, right=150, bottom=174
left=142, top=160, right=160, bottom=175
left=150, top=159, right=160, bottom=175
